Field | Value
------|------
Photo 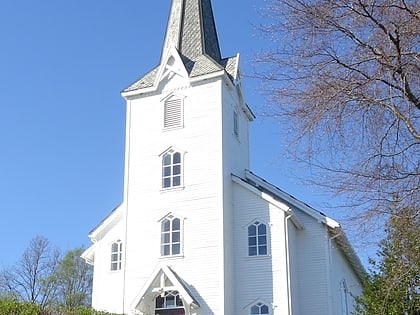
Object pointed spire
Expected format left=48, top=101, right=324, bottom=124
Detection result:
left=161, top=0, right=221, bottom=62
left=122, top=0, right=239, bottom=94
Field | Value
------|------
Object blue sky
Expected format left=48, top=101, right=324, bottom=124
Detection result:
left=0, top=0, right=364, bottom=267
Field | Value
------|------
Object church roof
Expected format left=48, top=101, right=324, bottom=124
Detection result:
left=122, top=0, right=238, bottom=94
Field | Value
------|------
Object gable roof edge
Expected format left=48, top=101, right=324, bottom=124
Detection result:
left=245, top=170, right=338, bottom=227
left=232, top=174, right=303, bottom=230
left=88, top=203, right=124, bottom=240
left=329, top=226, right=366, bottom=280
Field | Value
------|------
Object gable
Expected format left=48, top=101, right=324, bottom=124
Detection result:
left=131, top=264, right=200, bottom=313
left=156, top=46, right=190, bottom=92
left=81, top=204, right=125, bottom=265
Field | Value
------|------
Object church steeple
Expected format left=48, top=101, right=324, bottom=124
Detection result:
left=161, top=0, right=221, bottom=63
left=122, top=0, right=239, bottom=95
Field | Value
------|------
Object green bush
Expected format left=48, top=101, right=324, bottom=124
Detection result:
left=0, top=299, right=42, bottom=315
left=0, top=299, right=123, bottom=315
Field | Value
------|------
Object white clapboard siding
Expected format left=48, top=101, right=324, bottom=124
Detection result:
left=85, top=29, right=364, bottom=314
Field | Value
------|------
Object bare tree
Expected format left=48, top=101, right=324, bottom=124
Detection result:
left=0, top=235, right=60, bottom=308
left=255, top=0, right=419, bottom=227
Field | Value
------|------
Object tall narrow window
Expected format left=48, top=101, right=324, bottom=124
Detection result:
left=340, top=279, right=349, bottom=315
left=164, top=97, right=182, bottom=128
left=161, top=216, right=181, bottom=256
left=162, top=149, right=182, bottom=189
left=248, top=221, right=267, bottom=256
left=110, top=240, right=123, bottom=271
left=233, top=110, right=239, bottom=137
left=251, top=302, right=269, bottom=315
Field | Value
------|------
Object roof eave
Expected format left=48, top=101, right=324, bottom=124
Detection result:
left=245, top=170, right=332, bottom=225
left=189, top=69, right=225, bottom=83
left=232, top=174, right=304, bottom=230
left=88, top=203, right=124, bottom=240
left=81, top=244, right=96, bottom=265
left=329, top=226, right=366, bottom=280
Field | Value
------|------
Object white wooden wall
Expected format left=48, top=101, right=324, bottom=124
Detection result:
left=87, top=58, right=362, bottom=315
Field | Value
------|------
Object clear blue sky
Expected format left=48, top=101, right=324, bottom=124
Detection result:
left=0, top=1, right=366, bottom=267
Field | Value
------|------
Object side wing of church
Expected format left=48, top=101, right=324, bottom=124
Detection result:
left=82, top=1, right=364, bottom=314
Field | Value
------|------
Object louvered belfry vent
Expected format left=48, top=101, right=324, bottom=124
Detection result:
left=164, top=97, right=182, bottom=128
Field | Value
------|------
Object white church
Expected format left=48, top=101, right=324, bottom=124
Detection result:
left=82, top=0, right=365, bottom=314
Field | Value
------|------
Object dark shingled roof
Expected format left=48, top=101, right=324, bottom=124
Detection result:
left=123, top=0, right=238, bottom=93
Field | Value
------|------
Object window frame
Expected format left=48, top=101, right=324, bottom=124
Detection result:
left=233, top=109, right=239, bottom=137
left=160, top=214, right=183, bottom=257
left=247, top=220, right=268, bottom=257
left=161, top=148, right=184, bottom=190
left=110, top=239, right=123, bottom=271
left=155, top=290, right=184, bottom=311
left=163, top=94, right=184, bottom=130
left=250, top=302, right=270, bottom=315
left=340, top=279, right=349, bottom=315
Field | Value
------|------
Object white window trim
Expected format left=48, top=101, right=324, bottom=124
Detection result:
left=244, top=219, right=270, bottom=257
left=158, top=213, right=185, bottom=258
left=233, top=108, right=239, bottom=137
left=161, top=93, right=185, bottom=130
left=155, top=290, right=184, bottom=312
left=244, top=299, right=272, bottom=315
left=340, top=279, right=349, bottom=315
left=110, top=239, right=123, bottom=272
left=159, top=147, right=186, bottom=191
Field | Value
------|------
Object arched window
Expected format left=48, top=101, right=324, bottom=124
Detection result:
left=162, top=149, right=182, bottom=189
left=251, top=302, right=269, bottom=315
left=161, top=215, right=181, bottom=256
left=110, top=240, right=123, bottom=271
left=248, top=221, right=267, bottom=256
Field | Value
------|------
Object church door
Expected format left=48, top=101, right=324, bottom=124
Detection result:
left=155, top=291, right=185, bottom=315
left=156, top=309, right=185, bottom=315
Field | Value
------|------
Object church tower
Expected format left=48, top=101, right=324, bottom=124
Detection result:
left=84, top=0, right=254, bottom=314
left=82, top=1, right=364, bottom=314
